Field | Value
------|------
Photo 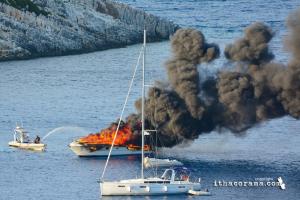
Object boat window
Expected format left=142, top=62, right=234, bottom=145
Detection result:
left=178, top=186, right=185, bottom=188
left=105, top=147, right=109, bottom=150
left=118, top=185, right=125, bottom=187
left=144, top=181, right=170, bottom=184
left=161, top=170, right=173, bottom=180
left=140, top=186, right=147, bottom=188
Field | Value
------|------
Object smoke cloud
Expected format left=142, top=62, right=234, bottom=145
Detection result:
left=124, top=8, right=300, bottom=147
left=166, top=29, right=220, bottom=119
left=224, top=22, right=274, bottom=64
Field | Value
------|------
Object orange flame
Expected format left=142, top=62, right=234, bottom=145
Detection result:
left=78, top=123, right=133, bottom=146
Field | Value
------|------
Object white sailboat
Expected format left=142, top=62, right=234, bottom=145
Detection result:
left=8, top=125, right=46, bottom=151
left=100, top=30, right=207, bottom=196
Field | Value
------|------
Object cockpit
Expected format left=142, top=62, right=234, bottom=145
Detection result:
left=161, top=168, right=191, bottom=182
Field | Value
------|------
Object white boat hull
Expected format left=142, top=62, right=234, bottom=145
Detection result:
left=8, top=141, right=46, bottom=151
left=188, top=189, right=211, bottom=196
left=69, top=141, right=148, bottom=157
left=144, top=157, right=183, bottom=168
left=100, top=179, right=201, bottom=196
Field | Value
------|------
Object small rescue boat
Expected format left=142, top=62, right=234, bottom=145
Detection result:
left=188, top=189, right=211, bottom=196
left=8, top=125, right=46, bottom=151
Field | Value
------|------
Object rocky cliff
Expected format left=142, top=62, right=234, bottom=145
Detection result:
left=0, top=0, right=179, bottom=61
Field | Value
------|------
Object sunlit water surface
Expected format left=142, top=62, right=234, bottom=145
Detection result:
left=1, top=0, right=300, bottom=199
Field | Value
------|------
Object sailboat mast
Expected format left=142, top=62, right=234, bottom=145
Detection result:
left=141, top=29, right=146, bottom=179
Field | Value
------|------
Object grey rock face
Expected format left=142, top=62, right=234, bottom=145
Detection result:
left=0, top=0, right=179, bottom=61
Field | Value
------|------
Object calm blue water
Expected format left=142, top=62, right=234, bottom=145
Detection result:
left=1, top=0, right=300, bottom=199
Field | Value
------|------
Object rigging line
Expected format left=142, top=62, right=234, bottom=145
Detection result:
left=155, top=129, right=158, bottom=177
left=100, top=46, right=144, bottom=180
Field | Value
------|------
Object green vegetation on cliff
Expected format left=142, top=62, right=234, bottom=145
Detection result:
left=0, top=0, right=49, bottom=16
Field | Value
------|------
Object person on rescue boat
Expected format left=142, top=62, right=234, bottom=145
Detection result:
left=34, top=135, right=41, bottom=144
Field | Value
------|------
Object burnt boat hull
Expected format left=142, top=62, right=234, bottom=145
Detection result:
left=69, top=141, right=149, bottom=157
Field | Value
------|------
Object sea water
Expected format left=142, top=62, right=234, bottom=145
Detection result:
left=0, top=0, right=300, bottom=199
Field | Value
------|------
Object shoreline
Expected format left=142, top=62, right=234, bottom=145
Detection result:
left=0, top=40, right=170, bottom=64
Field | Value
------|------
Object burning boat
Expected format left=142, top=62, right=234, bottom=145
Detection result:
left=69, top=121, right=151, bottom=157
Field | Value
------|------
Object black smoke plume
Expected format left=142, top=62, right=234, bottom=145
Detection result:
left=124, top=8, right=300, bottom=147
left=166, top=29, right=220, bottom=119
left=224, top=22, right=274, bottom=64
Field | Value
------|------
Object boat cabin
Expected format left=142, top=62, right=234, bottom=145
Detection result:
left=14, top=126, right=30, bottom=143
left=161, top=168, right=190, bottom=182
